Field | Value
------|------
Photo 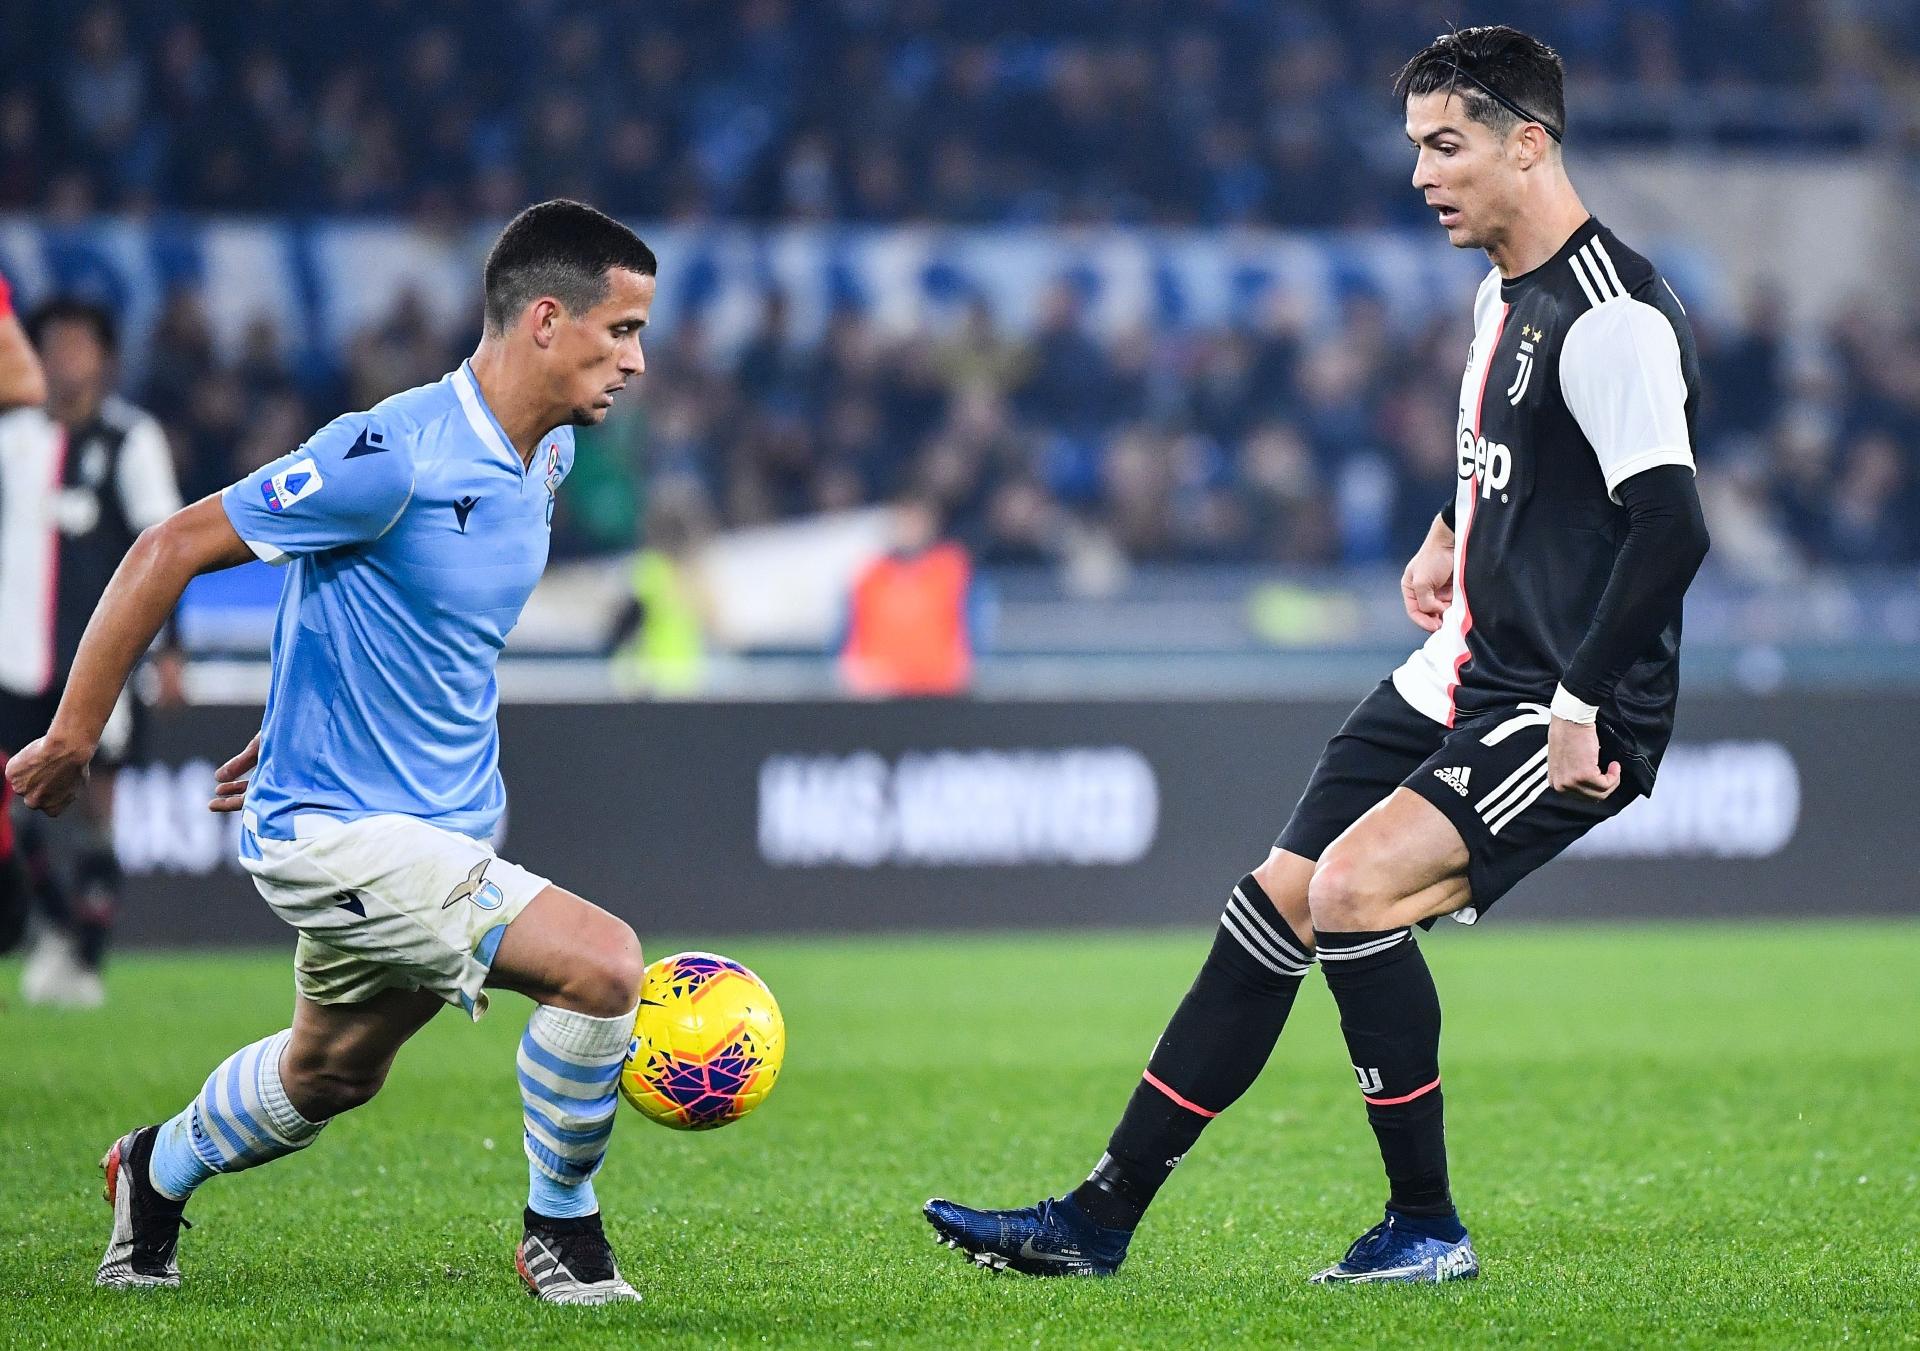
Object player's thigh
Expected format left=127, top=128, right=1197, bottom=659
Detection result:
left=247, top=814, right=551, bottom=1022
left=1398, top=701, right=1637, bottom=925
left=486, top=885, right=643, bottom=1017
left=1275, top=678, right=1446, bottom=876
left=1310, top=788, right=1472, bottom=932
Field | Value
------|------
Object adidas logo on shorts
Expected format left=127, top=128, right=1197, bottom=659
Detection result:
left=1433, top=766, right=1472, bottom=796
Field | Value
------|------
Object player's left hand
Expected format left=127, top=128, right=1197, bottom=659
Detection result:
left=209, top=733, right=261, bottom=813
left=1547, top=716, right=1620, bottom=800
left=4, top=731, right=94, bottom=816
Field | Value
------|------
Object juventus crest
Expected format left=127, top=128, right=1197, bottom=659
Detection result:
left=1507, top=324, right=1545, bottom=405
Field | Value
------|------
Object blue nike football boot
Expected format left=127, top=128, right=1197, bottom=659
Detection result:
left=923, top=1194, right=1132, bottom=1277
left=1309, top=1209, right=1479, bottom=1284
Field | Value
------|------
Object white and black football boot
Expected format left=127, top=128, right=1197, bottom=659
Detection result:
left=97, top=1125, right=190, bottom=1289
left=515, top=1208, right=641, bottom=1305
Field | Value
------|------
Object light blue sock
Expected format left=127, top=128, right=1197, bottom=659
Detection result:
left=147, top=1030, right=326, bottom=1201
left=518, top=1004, right=634, bottom=1220
left=147, top=1106, right=217, bottom=1200
left=528, top=1161, right=599, bottom=1219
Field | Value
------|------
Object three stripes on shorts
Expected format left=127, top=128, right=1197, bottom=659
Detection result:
left=1470, top=703, right=1557, bottom=835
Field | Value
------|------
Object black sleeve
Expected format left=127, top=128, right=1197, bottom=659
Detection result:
left=1560, top=465, right=1710, bottom=705
left=1440, top=496, right=1457, bottom=531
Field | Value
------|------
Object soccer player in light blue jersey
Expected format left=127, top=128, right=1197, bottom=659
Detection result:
left=8, top=201, right=658, bottom=1305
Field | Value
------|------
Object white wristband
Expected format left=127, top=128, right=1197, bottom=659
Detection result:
left=1550, top=684, right=1599, bottom=725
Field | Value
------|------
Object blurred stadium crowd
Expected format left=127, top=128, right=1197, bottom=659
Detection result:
left=4, top=0, right=1918, bottom=577
left=132, top=277, right=1920, bottom=576
left=4, top=1, right=1916, bottom=222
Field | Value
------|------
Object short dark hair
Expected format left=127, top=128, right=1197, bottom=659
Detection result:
left=1395, top=25, right=1566, bottom=145
left=482, top=199, right=657, bottom=334
left=26, top=296, right=118, bottom=356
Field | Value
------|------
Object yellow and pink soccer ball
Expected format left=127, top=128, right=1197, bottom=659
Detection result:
left=619, top=952, right=785, bottom=1130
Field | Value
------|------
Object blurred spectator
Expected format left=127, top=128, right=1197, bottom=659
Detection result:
left=6, top=2, right=1914, bottom=581
left=611, top=486, right=717, bottom=696
left=839, top=495, right=981, bottom=697
left=14, top=2, right=1914, bottom=224
left=64, top=263, right=1920, bottom=576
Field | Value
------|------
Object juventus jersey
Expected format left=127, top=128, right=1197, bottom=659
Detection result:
left=1393, top=218, right=1700, bottom=787
left=0, top=396, right=182, bottom=696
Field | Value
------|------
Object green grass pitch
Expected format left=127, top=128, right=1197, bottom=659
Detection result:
left=3, top=921, right=1917, bottom=1348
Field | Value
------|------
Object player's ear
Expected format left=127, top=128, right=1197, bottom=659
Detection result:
left=528, top=297, right=563, bottom=349
left=1513, top=123, right=1550, bottom=170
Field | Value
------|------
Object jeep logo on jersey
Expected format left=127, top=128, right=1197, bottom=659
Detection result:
left=261, top=458, right=324, bottom=513
left=1457, top=430, right=1511, bottom=499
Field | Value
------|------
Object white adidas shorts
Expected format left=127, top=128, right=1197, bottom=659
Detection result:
left=240, top=812, right=550, bottom=1020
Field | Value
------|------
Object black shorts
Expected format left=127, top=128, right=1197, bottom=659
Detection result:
left=1275, top=679, right=1639, bottom=920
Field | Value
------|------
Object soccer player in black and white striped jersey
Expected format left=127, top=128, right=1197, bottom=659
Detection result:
left=0, top=299, right=185, bottom=1005
left=924, top=25, right=1711, bottom=1283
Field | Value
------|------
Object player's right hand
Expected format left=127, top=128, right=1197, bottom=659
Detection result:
left=4, top=732, right=94, bottom=816
left=209, top=733, right=261, bottom=813
left=1400, top=537, right=1455, bottom=633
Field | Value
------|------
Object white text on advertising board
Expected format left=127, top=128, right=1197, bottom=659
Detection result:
left=759, top=748, right=1159, bottom=867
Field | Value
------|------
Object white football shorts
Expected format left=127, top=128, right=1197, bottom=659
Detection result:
left=240, top=811, right=550, bottom=1020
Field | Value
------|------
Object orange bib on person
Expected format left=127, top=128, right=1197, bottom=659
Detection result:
left=840, top=543, right=972, bottom=696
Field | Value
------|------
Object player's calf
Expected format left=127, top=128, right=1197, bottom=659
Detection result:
left=1308, top=799, right=1470, bottom=1246
left=140, top=1030, right=329, bottom=1206
left=278, top=1045, right=394, bottom=1118
left=99, top=1031, right=326, bottom=1289
left=1073, top=871, right=1313, bottom=1233
left=487, top=888, right=644, bottom=1299
left=515, top=1001, right=641, bottom=1302
left=925, top=868, right=1317, bottom=1277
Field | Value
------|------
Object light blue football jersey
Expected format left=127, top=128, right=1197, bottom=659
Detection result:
left=221, top=361, right=573, bottom=843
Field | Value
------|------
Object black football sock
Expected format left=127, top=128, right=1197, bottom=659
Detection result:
left=1071, top=875, right=1311, bottom=1231
left=0, top=843, right=26, bottom=956
left=1315, top=926, right=1454, bottom=1220
left=71, top=843, right=120, bottom=971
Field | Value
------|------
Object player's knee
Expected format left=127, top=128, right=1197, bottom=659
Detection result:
left=1306, top=851, right=1394, bottom=931
left=574, top=922, right=644, bottom=1017
left=1249, top=851, right=1313, bottom=952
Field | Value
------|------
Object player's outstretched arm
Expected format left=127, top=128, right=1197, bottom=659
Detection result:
left=1400, top=510, right=1456, bottom=633
left=5, top=496, right=254, bottom=814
